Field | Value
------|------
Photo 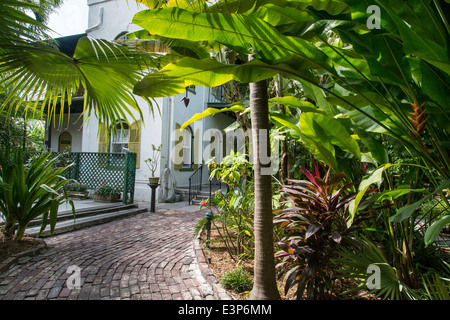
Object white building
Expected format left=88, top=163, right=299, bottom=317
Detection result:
left=45, top=0, right=235, bottom=203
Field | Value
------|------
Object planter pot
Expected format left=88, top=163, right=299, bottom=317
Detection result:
left=93, top=193, right=120, bottom=203
left=148, top=177, right=160, bottom=184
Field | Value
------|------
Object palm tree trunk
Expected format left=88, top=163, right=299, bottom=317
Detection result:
left=248, top=60, right=280, bottom=300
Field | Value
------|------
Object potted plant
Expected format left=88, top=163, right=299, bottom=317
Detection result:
left=144, top=143, right=163, bottom=184
left=93, top=183, right=123, bottom=202
left=63, top=181, right=89, bottom=199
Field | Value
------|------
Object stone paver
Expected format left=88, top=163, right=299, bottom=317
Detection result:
left=0, top=210, right=220, bottom=300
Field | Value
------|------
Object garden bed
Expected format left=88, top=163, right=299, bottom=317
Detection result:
left=198, top=222, right=372, bottom=300
left=0, top=237, right=47, bottom=273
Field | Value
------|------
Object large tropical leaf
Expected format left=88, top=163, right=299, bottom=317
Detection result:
left=298, top=115, right=338, bottom=170
left=269, top=96, right=325, bottom=114
left=347, top=163, right=393, bottom=227
left=181, top=105, right=246, bottom=130
left=136, top=0, right=208, bottom=11
left=300, top=112, right=361, bottom=159
left=425, top=215, right=450, bottom=247
left=377, top=0, right=450, bottom=75
left=390, top=178, right=450, bottom=223
left=127, top=29, right=210, bottom=61
left=131, top=7, right=335, bottom=71
left=207, top=0, right=350, bottom=15
left=250, top=3, right=317, bottom=27
left=133, top=56, right=319, bottom=97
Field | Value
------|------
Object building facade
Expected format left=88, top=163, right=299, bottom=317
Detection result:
left=45, top=0, right=235, bottom=202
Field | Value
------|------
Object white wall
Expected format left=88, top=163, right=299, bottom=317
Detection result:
left=81, top=97, right=165, bottom=202
left=86, top=0, right=144, bottom=39
left=84, top=0, right=166, bottom=202
left=134, top=97, right=164, bottom=201
left=162, top=87, right=235, bottom=189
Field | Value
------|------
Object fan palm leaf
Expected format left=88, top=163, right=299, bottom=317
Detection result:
left=0, top=0, right=47, bottom=46
left=0, top=1, right=165, bottom=127
left=1, top=36, right=161, bottom=127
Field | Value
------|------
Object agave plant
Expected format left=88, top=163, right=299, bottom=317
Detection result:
left=0, top=150, right=73, bottom=241
left=274, top=165, right=376, bottom=299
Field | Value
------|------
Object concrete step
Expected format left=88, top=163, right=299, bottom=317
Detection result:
left=175, top=184, right=227, bottom=205
left=26, top=203, right=138, bottom=228
left=196, top=193, right=211, bottom=199
left=191, top=199, right=203, bottom=206
left=191, top=198, right=212, bottom=206
left=25, top=206, right=148, bottom=238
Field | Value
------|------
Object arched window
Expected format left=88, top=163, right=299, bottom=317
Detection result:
left=98, top=120, right=141, bottom=168
left=58, top=132, right=72, bottom=152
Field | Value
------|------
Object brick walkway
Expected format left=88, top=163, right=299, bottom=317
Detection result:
left=0, top=210, right=222, bottom=300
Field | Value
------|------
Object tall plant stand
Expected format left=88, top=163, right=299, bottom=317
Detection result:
left=148, top=183, right=159, bottom=213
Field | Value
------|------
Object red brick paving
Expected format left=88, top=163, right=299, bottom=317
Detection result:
left=0, top=210, right=220, bottom=300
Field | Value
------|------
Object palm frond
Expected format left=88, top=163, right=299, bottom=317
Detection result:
left=0, top=36, right=160, bottom=128
left=0, top=0, right=48, bottom=46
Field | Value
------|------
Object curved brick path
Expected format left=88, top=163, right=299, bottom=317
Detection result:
left=0, top=210, right=225, bottom=300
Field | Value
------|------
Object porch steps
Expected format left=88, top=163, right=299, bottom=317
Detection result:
left=175, top=184, right=228, bottom=205
left=191, top=191, right=213, bottom=206
left=24, top=203, right=147, bottom=238
left=175, top=187, right=190, bottom=201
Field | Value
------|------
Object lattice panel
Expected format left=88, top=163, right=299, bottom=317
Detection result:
left=124, top=152, right=136, bottom=203
left=42, top=151, right=137, bottom=204
left=78, top=153, right=124, bottom=189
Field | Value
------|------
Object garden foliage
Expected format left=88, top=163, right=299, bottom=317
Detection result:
left=206, top=152, right=255, bottom=262
left=0, top=150, right=73, bottom=241
left=128, top=0, right=450, bottom=299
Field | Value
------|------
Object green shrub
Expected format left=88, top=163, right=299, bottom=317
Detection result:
left=0, top=150, right=73, bottom=241
left=220, top=267, right=253, bottom=293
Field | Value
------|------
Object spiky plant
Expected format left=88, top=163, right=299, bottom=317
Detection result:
left=274, top=165, right=375, bottom=299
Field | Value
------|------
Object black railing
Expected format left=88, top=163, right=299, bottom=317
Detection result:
left=208, top=175, right=223, bottom=203
left=188, top=163, right=203, bottom=205
left=188, top=163, right=226, bottom=205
